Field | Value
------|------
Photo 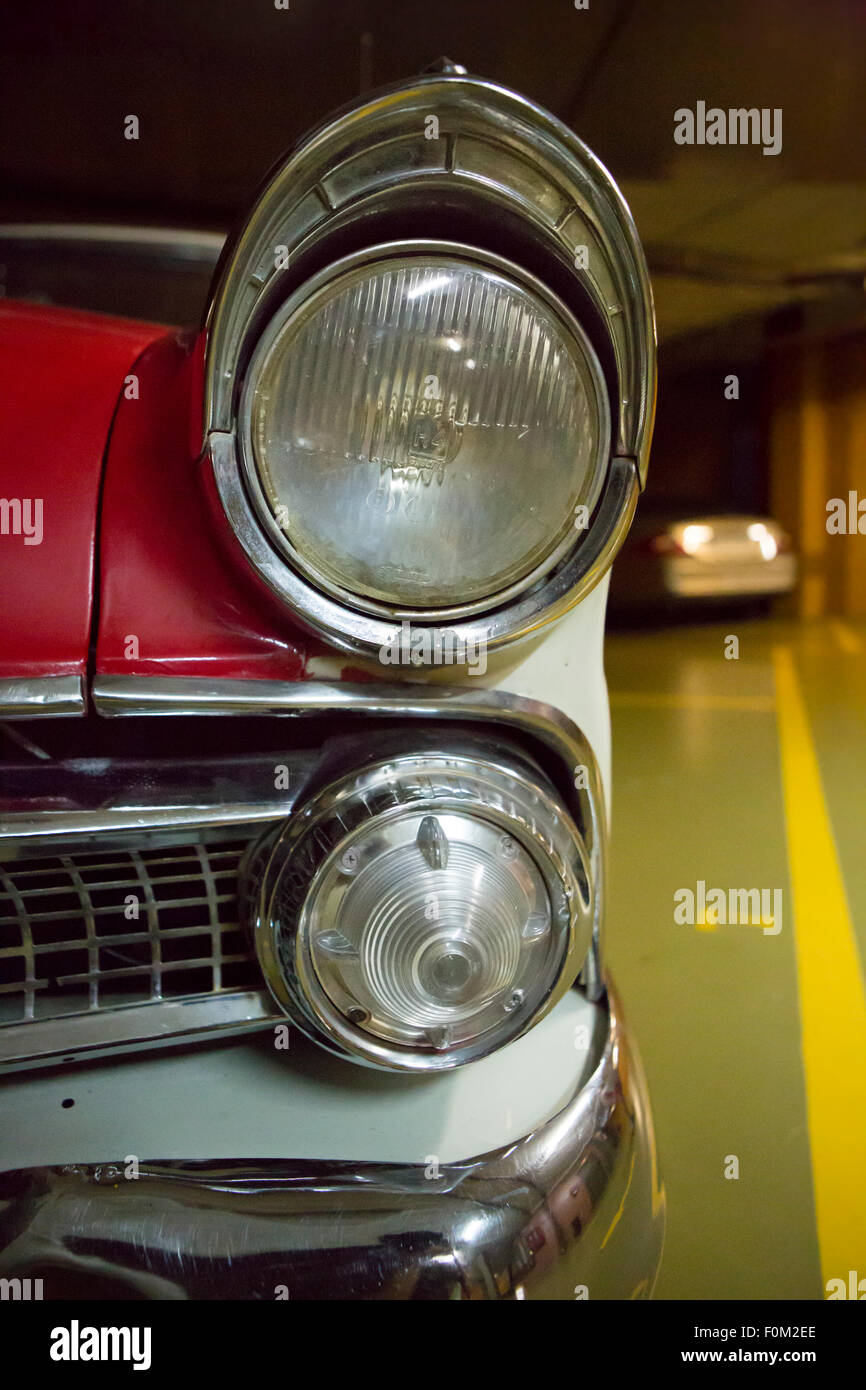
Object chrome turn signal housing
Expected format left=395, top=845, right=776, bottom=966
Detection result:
left=252, top=753, right=593, bottom=1071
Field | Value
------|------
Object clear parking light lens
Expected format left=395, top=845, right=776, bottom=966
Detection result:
left=253, top=754, right=594, bottom=1071
left=242, top=254, right=608, bottom=613
left=309, top=811, right=552, bottom=1046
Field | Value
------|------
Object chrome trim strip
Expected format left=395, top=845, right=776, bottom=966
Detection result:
left=0, top=991, right=276, bottom=1073
left=0, top=676, right=85, bottom=720
left=0, top=750, right=310, bottom=853
left=91, top=676, right=606, bottom=998
left=0, top=223, right=225, bottom=265
left=0, top=989, right=665, bottom=1299
left=0, top=802, right=291, bottom=851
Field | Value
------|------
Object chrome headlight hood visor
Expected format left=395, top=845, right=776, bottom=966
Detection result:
left=201, top=73, right=655, bottom=661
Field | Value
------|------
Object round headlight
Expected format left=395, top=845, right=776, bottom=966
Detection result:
left=252, top=753, right=593, bottom=1071
left=240, top=248, right=609, bottom=617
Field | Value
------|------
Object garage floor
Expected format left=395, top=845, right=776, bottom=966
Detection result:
left=604, top=617, right=866, bottom=1300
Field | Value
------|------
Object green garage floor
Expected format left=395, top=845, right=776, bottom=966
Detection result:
left=604, top=617, right=866, bottom=1301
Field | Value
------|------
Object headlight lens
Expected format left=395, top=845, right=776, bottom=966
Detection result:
left=253, top=753, right=593, bottom=1071
left=243, top=254, right=608, bottom=614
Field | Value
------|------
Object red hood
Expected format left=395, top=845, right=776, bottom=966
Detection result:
left=0, top=301, right=165, bottom=681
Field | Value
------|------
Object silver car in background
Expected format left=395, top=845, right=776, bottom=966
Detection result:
left=610, top=513, right=796, bottom=617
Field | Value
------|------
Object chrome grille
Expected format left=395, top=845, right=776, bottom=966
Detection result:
left=0, top=842, right=260, bottom=1025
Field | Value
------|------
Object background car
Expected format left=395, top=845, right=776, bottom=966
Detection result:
left=609, top=509, right=796, bottom=620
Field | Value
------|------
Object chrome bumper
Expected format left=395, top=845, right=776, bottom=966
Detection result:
left=0, top=990, right=663, bottom=1299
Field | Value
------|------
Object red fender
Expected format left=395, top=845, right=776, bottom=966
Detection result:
left=96, top=327, right=313, bottom=680
left=0, top=301, right=165, bottom=680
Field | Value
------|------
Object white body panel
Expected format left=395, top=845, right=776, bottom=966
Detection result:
left=307, top=574, right=613, bottom=810
left=0, top=990, right=602, bottom=1168
left=477, top=574, right=612, bottom=809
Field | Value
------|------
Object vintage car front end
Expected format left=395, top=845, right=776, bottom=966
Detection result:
left=0, top=66, right=663, bottom=1299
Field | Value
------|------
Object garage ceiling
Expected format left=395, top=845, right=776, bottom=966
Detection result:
left=1, top=0, right=864, bottom=342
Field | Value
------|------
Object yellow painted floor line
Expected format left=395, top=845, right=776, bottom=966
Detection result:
left=609, top=691, right=775, bottom=713
left=829, top=619, right=863, bottom=655
left=773, top=645, right=866, bottom=1289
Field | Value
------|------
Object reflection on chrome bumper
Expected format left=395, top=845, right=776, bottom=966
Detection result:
left=0, top=990, right=663, bottom=1300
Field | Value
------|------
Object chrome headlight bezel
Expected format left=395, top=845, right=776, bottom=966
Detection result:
left=252, top=751, right=594, bottom=1072
left=204, top=71, right=655, bottom=661
left=233, top=238, right=612, bottom=628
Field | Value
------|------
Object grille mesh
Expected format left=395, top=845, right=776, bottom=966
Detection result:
left=0, top=842, right=259, bottom=1025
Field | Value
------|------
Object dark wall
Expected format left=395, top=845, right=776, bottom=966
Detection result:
left=646, top=359, right=766, bottom=513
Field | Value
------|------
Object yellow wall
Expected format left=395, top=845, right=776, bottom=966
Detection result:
left=768, top=333, right=866, bottom=618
